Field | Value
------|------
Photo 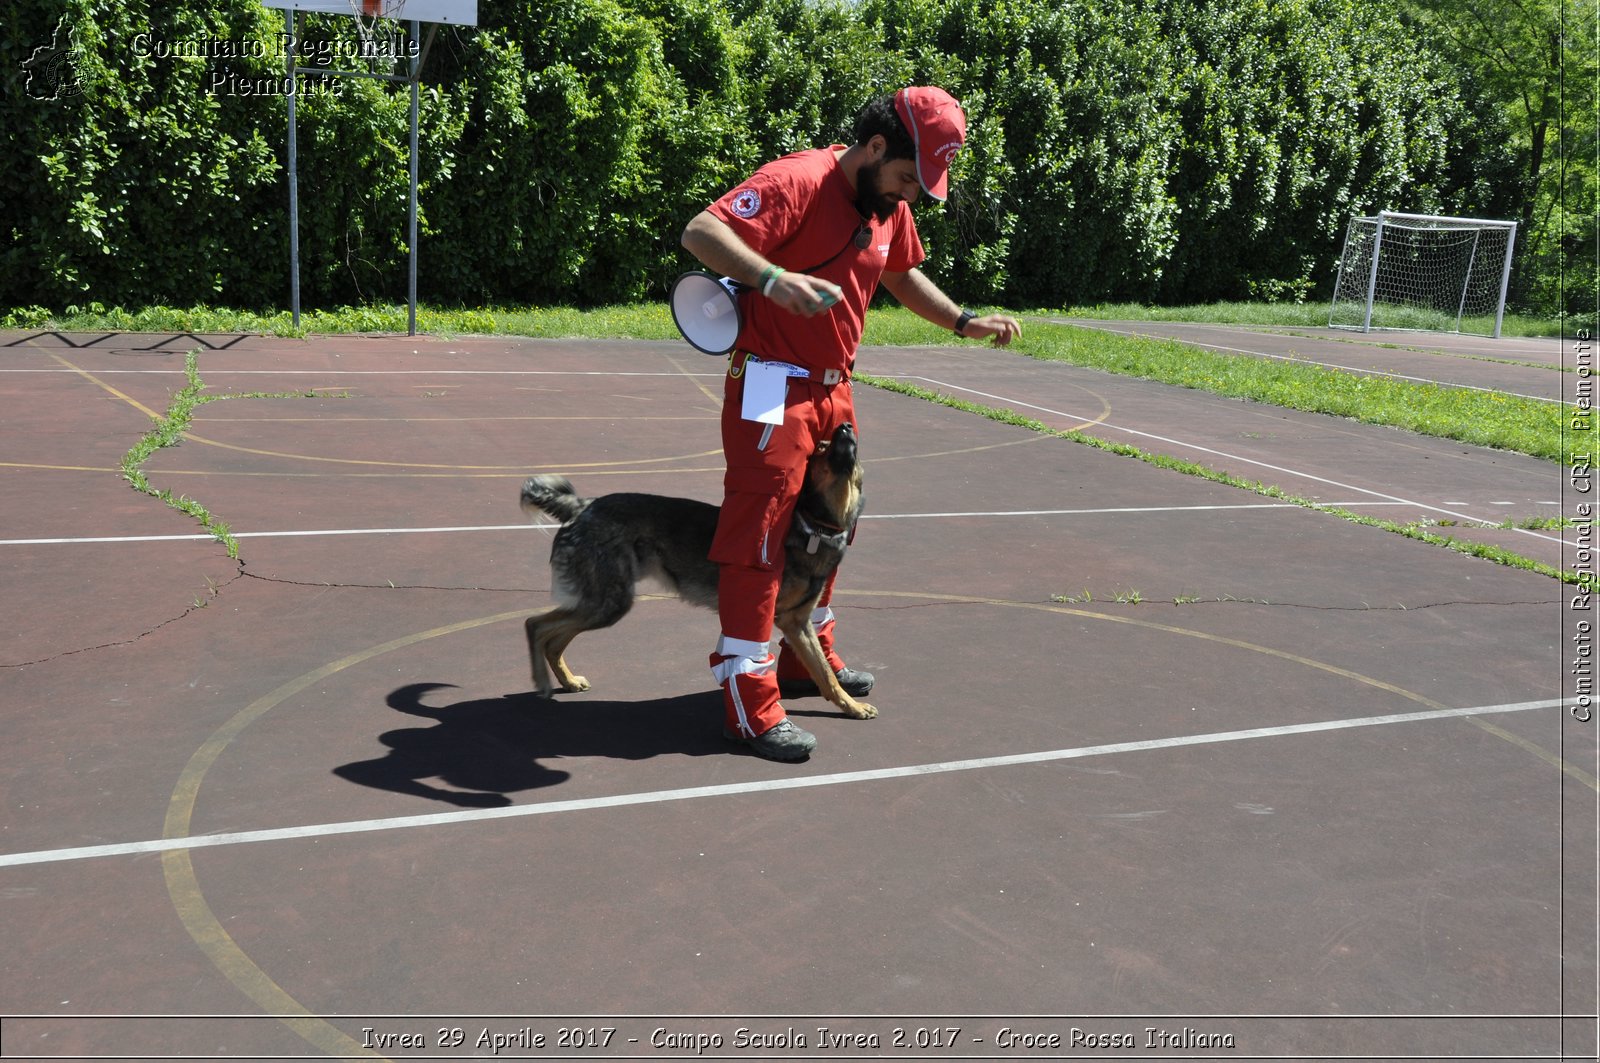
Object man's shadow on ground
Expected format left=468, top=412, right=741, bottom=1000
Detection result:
left=333, top=682, right=731, bottom=808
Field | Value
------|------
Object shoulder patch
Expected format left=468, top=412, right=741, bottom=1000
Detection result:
left=730, top=188, right=762, bottom=219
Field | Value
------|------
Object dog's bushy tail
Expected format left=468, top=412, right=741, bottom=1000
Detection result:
left=520, top=475, right=589, bottom=524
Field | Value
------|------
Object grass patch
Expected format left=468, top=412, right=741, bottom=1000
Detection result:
left=1003, top=317, right=1566, bottom=464
left=1, top=301, right=684, bottom=341
left=1052, top=588, right=1145, bottom=605
left=1044, top=300, right=1566, bottom=337
left=863, top=306, right=1563, bottom=464
left=459, top=303, right=682, bottom=340
left=3, top=296, right=1570, bottom=338
left=858, top=373, right=1589, bottom=589
left=1498, top=514, right=1577, bottom=531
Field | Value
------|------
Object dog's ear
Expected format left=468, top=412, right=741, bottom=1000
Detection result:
left=828, top=422, right=857, bottom=472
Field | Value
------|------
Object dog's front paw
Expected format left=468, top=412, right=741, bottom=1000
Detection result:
left=843, top=701, right=877, bottom=719
left=561, top=675, right=591, bottom=692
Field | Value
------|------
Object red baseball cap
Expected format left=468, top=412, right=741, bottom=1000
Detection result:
left=894, top=86, right=967, bottom=202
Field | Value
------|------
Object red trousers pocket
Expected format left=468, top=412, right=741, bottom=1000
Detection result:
left=710, top=465, right=795, bottom=571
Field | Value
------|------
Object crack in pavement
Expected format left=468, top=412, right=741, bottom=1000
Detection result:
left=1, top=562, right=248, bottom=669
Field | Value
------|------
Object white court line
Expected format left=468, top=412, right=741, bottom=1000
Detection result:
left=0, top=504, right=1448, bottom=547
left=6, top=364, right=1561, bottom=547
left=0, top=502, right=1559, bottom=548
left=1057, top=320, right=1571, bottom=406
left=0, top=524, right=547, bottom=546
left=0, top=699, right=1567, bottom=870
left=0, top=368, right=724, bottom=377
left=891, top=375, right=1568, bottom=548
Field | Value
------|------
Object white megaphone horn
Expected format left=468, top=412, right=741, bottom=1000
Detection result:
left=670, top=271, right=744, bottom=355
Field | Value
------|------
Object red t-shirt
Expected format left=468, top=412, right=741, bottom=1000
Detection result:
left=706, top=146, right=926, bottom=376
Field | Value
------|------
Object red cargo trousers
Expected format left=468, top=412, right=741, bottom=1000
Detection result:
left=708, top=355, right=855, bottom=737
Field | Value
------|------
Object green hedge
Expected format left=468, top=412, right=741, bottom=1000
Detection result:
left=1, top=0, right=1525, bottom=312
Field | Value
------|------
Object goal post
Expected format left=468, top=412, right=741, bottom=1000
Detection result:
left=1328, top=211, right=1517, bottom=338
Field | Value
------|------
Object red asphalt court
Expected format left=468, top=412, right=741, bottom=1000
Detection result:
left=0, top=325, right=1594, bottom=1061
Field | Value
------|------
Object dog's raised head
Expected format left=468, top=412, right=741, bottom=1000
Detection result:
left=825, top=421, right=858, bottom=474
left=803, top=421, right=863, bottom=530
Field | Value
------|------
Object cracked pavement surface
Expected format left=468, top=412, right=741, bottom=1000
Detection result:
left=0, top=328, right=1591, bottom=1056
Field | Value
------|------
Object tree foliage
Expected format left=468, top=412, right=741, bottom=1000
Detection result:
left=3, top=0, right=287, bottom=307
left=862, top=0, right=1524, bottom=306
left=0, top=0, right=1548, bottom=313
left=1403, top=0, right=1597, bottom=318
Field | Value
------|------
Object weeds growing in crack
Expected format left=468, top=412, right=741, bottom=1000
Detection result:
left=119, top=350, right=321, bottom=559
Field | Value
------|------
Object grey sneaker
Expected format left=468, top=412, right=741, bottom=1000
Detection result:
left=723, top=719, right=817, bottom=761
left=779, top=666, right=875, bottom=699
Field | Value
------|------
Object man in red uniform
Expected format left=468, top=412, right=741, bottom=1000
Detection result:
left=681, top=87, right=1021, bottom=761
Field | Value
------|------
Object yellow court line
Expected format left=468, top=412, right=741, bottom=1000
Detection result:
left=0, top=462, right=119, bottom=473
left=174, top=433, right=729, bottom=471
left=849, top=589, right=1448, bottom=709
left=1466, top=718, right=1600, bottom=789
left=4, top=438, right=1054, bottom=483
left=50, top=465, right=728, bottom=480
left=161, top=849, right=384, bottom=1059
left=44, top=351, right=1091, bottom=473
left=863, top=374, right=1114, bottom=435
left=866, top=434, right=1046, bottom=465
left=660, top=349, right=726, bottom=405
left=49, top=353, right=165, bottom=420
left=193, top=415, right=721, bottom=423
left=48, top=353, right=730, bottom=472
left=2, top=434, right=1045, bottom=481
left=159, top=615, right=523, bottom=1062
left=45, top=345, right=1593, bottom=787
left=161, top=593, right=1582, bottom=1058
left=845, top=590, right=1597, bottom=789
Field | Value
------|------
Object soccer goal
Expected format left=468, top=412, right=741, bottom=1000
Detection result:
left=1328, top=211, right=1517, bottom=337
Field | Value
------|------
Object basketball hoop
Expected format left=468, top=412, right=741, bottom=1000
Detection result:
left=348, top=0, right=405, bottom=50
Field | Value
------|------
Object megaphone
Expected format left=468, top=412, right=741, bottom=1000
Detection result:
left=670, top=271, right=744, bottom=355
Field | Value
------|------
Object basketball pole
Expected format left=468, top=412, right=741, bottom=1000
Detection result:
left=407, top=20, right=420, bottom=337
left=286, top=10, right=300, bottom=329
left=282, top=12, right=439, bottom=336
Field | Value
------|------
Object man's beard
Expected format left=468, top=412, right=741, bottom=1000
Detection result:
left=854, top=159, right=900, bottom=223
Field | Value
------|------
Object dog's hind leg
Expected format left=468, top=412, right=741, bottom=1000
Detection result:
left=525, top=610, right=561, bottom=696
left=526, top=533, right=643, bottom=696
left=776, top=617, right=877, bottom=719
left=526, top=591, right=635, bottom=696
left=526, top=608, right=591, bottom=696
left=542, top=621, right=591, bottom=693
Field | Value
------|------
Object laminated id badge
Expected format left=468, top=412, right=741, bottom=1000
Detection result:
left=740, top=359, right=788, bottom=426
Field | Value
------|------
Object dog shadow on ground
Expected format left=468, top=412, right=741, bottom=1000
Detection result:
left=332, top=682, right=728, bottom=808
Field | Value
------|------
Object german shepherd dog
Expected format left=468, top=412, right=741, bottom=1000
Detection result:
left=519, top=422, right=874, bottom=719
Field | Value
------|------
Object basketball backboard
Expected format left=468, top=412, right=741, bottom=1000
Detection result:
left=260, top=1, right=478, bottom=25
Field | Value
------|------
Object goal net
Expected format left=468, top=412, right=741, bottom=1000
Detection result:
left=1328, top=212, right=1517, bottom=337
